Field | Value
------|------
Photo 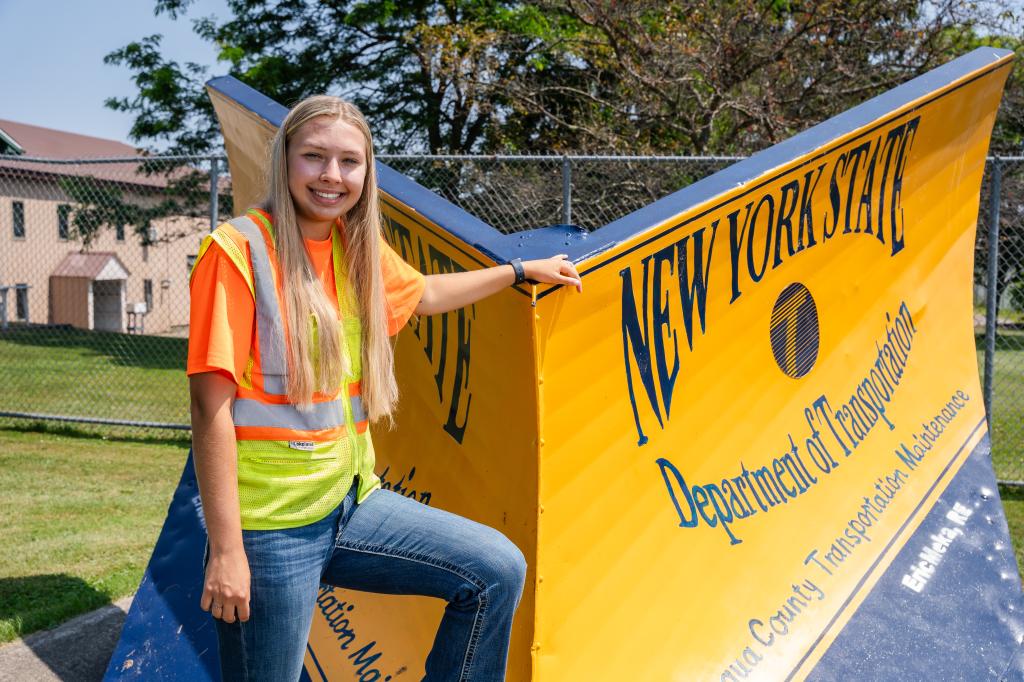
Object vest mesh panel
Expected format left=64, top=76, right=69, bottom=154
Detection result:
left=237, top=438, right=355, bottom=530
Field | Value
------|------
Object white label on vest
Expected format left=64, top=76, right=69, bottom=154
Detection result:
left=288, top=440, right=315, bottom=451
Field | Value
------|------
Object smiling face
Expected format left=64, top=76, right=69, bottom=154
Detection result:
left=286, top=116, right=368, bottom=240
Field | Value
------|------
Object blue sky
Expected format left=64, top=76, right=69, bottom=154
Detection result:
left=0, top=0, right=230, bottom=146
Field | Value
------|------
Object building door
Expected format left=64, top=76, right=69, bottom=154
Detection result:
left=93, top=280, right=124, bottom=332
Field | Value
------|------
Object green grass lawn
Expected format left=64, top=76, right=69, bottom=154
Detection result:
left=0, top=326, right=189, bottom=429
left=1001, top=486, right=1024, bottom=574
left=976, top=328, right=1024, bottom=481
left=0, top=425, right=188, bottom=644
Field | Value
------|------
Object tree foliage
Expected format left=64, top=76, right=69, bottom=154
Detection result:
left=491, top=0, right=1020, bottom=154
left=107, top=0, right=558, bottom=154
left=107, top=1, right=1021, bottom=156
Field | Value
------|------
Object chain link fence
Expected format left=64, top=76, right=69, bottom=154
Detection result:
left=381, top=154, right=740, bottom=232
left=0, top=153, right=1021, bottom=481
left=979, top=157, right=1024, bottom=483
left=0, top=155, right=229, bottom=438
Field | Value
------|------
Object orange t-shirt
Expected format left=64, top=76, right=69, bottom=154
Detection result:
left=187, top=221, right=425, bottom=383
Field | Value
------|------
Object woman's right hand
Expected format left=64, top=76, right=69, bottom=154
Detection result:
left=201, top=547, right=251, bottom=623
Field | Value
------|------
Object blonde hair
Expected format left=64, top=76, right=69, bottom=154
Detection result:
left=262, top=95, right=398, bottom=421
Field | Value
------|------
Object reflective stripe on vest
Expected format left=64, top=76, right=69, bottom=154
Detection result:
left=226, top=215, right=289, bottom=391
left=233, top=393, right=367, bottom=431
left=190, top=228, right=255, bottom=300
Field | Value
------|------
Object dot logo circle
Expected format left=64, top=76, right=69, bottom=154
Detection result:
left=769, top=283, right=819, bottom=379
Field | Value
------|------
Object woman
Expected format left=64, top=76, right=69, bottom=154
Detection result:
left=187, top=95, right=581, bottom=682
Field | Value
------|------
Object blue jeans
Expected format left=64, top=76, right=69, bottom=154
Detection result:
left=211, top=485, right=527, bottom=682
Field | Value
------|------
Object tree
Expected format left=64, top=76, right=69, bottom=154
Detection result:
left=106, top=0, right=553, bottom=154
left=480, top=1, right=1024, bottom=231
left=109, top=1, right=1023, bottom=156
left=491, top=0, right=1018, bottom=155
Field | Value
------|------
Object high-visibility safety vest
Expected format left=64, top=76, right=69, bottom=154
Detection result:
left=190, top=208, right=380, bottom=530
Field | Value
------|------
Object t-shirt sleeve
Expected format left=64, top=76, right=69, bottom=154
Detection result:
left=186, top=239, right=255, bottom=383
left=380, top=236, right=426, bottom=336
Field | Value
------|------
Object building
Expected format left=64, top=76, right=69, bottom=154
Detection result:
left=0, top=119, right=213, bottom=335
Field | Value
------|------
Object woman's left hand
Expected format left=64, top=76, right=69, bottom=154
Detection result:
left=523, top=255, right=583, bottom=293
left=416, top=253, right=583, bottom=315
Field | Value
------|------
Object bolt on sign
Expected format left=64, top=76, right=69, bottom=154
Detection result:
left=106, top=48, right=1022, bottom=681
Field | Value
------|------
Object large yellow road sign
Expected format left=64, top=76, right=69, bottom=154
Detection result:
left=532, top=50, right=1014, bottom=680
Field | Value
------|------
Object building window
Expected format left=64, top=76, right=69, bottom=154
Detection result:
left=12, top=201, right=24, bottom=238
left=15, top=284, right=28, bottom=322
left=186, top=254, right=197, bottom=273
left=116, top=223, right=125, bottom=241
left=58, top=204, right=71, bottom=240
left=142, top=244, right=149, bottom=262
left=144, top=279, right=153, bottom=311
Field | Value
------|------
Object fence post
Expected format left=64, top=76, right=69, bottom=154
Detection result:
left=209, top=156, right=220, bottom=232
left=562, top=155, right=572, bottom=225
left=984, top=157, right=1001, bottom=425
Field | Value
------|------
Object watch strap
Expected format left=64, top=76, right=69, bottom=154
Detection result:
left=509, top=258, right=526, bottom=285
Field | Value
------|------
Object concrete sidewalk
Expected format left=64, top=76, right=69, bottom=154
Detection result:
left=0, top=596, right=132, bottom=682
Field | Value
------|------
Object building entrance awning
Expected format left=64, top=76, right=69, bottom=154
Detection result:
left=50, top=252, right=131, bottom=281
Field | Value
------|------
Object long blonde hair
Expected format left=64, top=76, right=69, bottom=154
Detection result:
left=262, top=95, right=398, bottom=421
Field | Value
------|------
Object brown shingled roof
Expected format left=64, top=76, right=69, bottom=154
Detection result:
left=0, top=119, right=168, bottom=188
left=0, top=119, right=230, bottom=193
left=0, top=119, right=138, bottom=158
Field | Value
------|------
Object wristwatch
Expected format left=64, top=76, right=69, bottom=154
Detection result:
left=509, top=258, right=526, bottom=285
